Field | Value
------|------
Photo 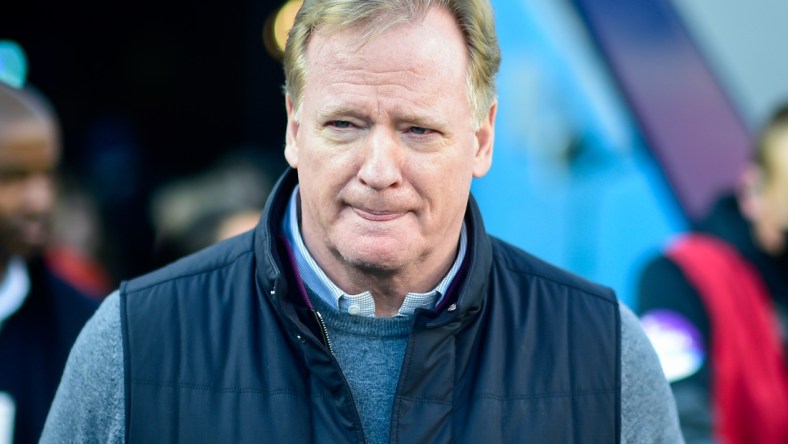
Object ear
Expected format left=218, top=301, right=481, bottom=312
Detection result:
left=284, top=94, right=300, bottom=168
left=736, top=163, right=763, bottom=222
left=472, top=100, right=497, bottom=178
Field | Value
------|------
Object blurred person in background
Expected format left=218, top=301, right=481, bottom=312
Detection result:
left=150, top=148, right=271, bottom=266
left=45, top=174, right=113, bottom=298
left=637, top=104, right=788, bottom=443
left=0, top=42, right=99, bottom=444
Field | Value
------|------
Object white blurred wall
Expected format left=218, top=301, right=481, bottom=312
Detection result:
left=672, top=0, right=788, bottom=129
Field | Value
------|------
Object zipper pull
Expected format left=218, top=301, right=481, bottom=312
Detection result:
left=313, top=311, right=335, bottom=355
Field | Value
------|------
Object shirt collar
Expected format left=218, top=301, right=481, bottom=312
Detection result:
left=0, top=257, right=30, bottom=329
left=282, top=185, right=467, bottom=318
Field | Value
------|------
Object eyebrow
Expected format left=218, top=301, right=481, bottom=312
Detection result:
left=316, top=104, right=367, bottom=121
left=316, top=104, right=447, bottom=129
left=397, top=112, right=446, bottom=129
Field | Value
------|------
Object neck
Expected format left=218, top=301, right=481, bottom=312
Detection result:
left=323, top=246, right=457, bottom=317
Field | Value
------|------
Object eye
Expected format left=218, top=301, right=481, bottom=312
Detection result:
left=329, top=120, right=353, bottom=129
left=409, top=127, right=430, bottom=135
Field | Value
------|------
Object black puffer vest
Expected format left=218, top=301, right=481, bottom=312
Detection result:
left=122, top=169, right=620, bottom=443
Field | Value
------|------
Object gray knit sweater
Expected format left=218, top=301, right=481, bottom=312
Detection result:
left=41, top=292, right=683, bottom=443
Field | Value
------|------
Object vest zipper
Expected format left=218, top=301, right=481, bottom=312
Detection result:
left=313, top=310, right=335, bottom=355
left=309, top=310, right=367, bottom=442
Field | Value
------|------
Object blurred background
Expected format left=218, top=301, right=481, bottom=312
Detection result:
left=2, top=0, right=787, bottom=304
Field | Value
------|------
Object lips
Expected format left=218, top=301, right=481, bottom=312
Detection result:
left=13, top=217, right=49, bottom=247
left=351, top=206, right=407, bottom=222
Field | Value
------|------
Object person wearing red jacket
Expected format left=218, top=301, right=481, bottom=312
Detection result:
left=637, top=104, right=788, bottom=444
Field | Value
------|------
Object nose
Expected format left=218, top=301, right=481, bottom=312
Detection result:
left=357, top=127, right=403, bottom=190
left=20, top=173, right=55, bottom=217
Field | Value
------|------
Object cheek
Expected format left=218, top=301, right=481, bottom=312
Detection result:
left=765, top=190, right=788, bottom=224
left=297, top=166, right=342, bottom=222
left=300, top=151, right=350, bottom=195
left=776, top=186, right=788, bottom=219
left=428, top=151, right=475, bottom=189
left=412, top=158, right=473, bottom=214
left=0, top=187, right=20, bottom=213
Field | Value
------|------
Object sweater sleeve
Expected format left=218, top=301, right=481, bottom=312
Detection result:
left=620, top=301, right=685, bottom=444
left=40, top=290, right=125, bottom=443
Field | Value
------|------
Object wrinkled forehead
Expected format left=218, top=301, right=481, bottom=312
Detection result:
left=305, top=8, right=466, bottom=73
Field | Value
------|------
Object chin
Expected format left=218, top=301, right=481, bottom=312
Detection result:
left=340, top=248, right=410, bottom=275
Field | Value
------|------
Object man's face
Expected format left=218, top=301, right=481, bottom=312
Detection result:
left=285, top=7, right=495, bottom=289
left=759, top=134, right=788, bottom=254
left=0, top=121, right=58, bottom=260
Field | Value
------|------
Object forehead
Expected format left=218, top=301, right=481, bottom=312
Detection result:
left=304, top=7, right=469, bottom=92
left=0, top=119, right=59, bottom=168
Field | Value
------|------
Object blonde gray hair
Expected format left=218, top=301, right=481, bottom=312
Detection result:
left=283, top=0, right=501, bottom=129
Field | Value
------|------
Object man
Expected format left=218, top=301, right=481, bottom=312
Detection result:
left=43, top=1, right=681, bottom=442
left=0, top=53, right=98, bottom=442
left=637, top=105, right=788, bottom=443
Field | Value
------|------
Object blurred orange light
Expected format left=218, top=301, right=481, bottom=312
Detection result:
left=274, top=0, right=302, bottom=54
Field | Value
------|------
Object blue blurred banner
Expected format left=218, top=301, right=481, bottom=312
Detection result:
left=476, top=0, right=691, bottom=306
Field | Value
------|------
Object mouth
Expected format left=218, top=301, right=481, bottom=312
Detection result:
left=16, top=218, right=49, bottom=246
left=351, top=207, right=407, bottom=222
